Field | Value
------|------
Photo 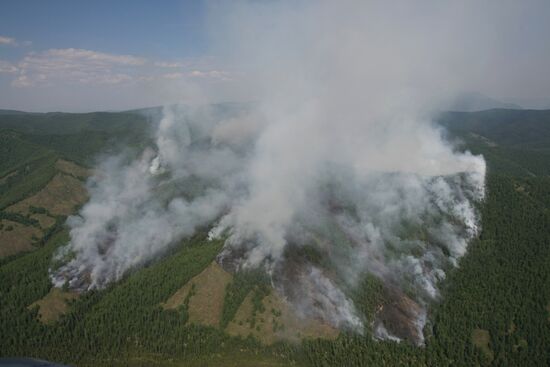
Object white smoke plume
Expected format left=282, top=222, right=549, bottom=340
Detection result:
left=52, top=1, right=488, bottom=343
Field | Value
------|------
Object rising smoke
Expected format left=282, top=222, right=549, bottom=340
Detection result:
left=51, top=1, right=487, bottom=344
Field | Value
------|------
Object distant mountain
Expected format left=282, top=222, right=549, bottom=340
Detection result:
left=0, top=109, right=29, bottom=115
left=448, top=92, right=521, bottom=112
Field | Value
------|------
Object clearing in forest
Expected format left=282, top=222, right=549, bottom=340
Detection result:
left=226, top=288, right=339, bottom=345
left=28, top=287, right=79, bottom=324
left=7, top=172, right=88, bottom=216
left=163, top=261, right=233, bottom=326
left=0, top=219, right=41, bottom=257
left=55, top=159, right=91, bottom=180
left=472, top=328, right=494, bottom=363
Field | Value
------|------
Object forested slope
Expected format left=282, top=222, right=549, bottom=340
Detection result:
left=1, top=108, right=549, bottom=366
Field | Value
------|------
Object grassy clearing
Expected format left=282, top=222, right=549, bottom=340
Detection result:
left=55, top=159, right=91, bottom=180
left=163, top=261, right=233, bottom=327
left=0, top=219, right=42, bottom=258
left=7, top=173, right=88, bottom=216
left=30, top=212, right=57, bottom=230
left=220, top=269, right=271, bottom=329
left=0, top=154, right=58, bottom=210
left=28, top=287, right=79, bottom=324
left=226, top=289, right=338, bottom=345
left=162, top=260, right=338, bottom=344
left=472, top=328, right=494, bottom=363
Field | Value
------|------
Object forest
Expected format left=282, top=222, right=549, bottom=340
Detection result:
left=0, top=108, right=549, bottom=366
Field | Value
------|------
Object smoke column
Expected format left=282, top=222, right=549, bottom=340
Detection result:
left=52, top=1, right=487, bottom=343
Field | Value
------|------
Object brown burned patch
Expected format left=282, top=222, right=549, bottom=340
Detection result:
left=7, top=173, right=88, bottom=216
left=55, top=159, right=91, bottom=180
left=226, top=289, right=339, bottom=345
left=367, top=283, right=430, bottom=345
left=0, top=219, right=41, bottom=258
left=374, top=289, right=424, bottom=345
left=163, top=261, right=233, bottom=326
left=472, top=328, right=494, bottom=363
left=28, top=287, right=79, bottom=324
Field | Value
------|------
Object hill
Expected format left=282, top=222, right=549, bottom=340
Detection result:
left=447, top=92, right=522, bottom=112
left=0, top=109, right=29, bottom=115
left=440, top=108, right=550, bottom=176
left=1, top=108, right=550, bottom=366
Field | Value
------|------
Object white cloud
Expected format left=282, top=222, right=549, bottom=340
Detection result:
left=9, top=47, right=236, bottom=88
left=189, top=70, right=234, bottom=81
left=154, top=61, right=186, bottom=68
left=0, top=60, right=17, bottom=73
left=46, top=48, right=146, bottom=66
left=160, top=72, right=185, bottom=80
left=0, top=36, right=17, bottom=46
left=0, top=36, right=31, bottom=47
left=11, top=48, right=146, bottom=87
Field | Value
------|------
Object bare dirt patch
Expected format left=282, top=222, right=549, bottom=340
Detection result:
left=28, top=287, right=79, bottom=324
left=0, top=219, right=41, bottom=258
left=472, top=328, right=494, bottom=363
left=226, top=289, right=339, bottom=345
left=163, top=261, right=233, bottom=326
left=373, top=286, right=424, bottom=345
left=7, top=173, right=88, bottom=216
left=55, top=159, right=91, bottom=180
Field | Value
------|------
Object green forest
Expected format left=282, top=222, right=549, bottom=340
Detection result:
left=0, top=108, right=549, bottom=366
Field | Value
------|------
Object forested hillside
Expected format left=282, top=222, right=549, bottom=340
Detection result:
left=440, top=109, right=550, bottom=176
left=1, top=108, right=549, bottom=366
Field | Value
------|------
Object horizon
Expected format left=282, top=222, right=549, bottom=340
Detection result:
left=3, top=102, right=550, bottom=116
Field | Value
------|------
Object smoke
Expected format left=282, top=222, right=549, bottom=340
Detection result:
left=51, top=105, right=247, bottom=289
left=52, top=1, right=486, bottom=343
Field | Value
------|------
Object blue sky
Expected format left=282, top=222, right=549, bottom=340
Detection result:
left=0, top=0, right=230, bottom=111
left=0, top=1, right=207, bottom=60
left=1, top=1, right=550, bottom=112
